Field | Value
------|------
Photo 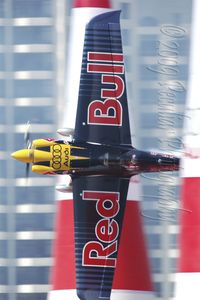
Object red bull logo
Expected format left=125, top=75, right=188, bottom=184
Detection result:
left=82, top=190, right=120, bottom=267
left=87, top=52, right=124, bottom=126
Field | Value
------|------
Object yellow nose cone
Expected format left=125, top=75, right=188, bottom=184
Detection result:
left=11, top=149, right=33, bottom=163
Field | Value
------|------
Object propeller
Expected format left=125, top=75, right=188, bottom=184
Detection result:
left=24, top=121, right=32, bottom=149
left=24, top=121, right=32, bottom=179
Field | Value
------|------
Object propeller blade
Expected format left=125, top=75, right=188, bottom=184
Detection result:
left=24, top=121, right=32, bottom=149
left=26, top=163, right=30, bottom=179
left=21, top=122, right=32, bottom=181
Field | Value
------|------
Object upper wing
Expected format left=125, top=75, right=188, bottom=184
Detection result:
left=74, top=11, right=132, bottom=146
left=72, top=176, right=129, bottom=300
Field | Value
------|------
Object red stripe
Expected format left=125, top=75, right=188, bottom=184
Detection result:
left=179, top=177, right=200, bottom=272
left=88, top=52, right=123, bottom=63
left=113, top=201, right=153, bottom=291
left=88, top=63, right=124, bottom=74
left=51, top=200, right=76, bottom=290
left=73, top=0, right=111, bottom=8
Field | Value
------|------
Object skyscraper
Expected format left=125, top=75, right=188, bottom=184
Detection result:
left=114, top=0, right=191, bottom=299
left=0, top=1, right=67, bottom=299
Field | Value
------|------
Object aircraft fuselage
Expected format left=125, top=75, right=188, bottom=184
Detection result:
left=12, top=138, right=179, bottom=177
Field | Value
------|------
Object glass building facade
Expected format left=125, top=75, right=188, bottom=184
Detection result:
left=0, top=0, right=192, bottom=300
left=115, top=0, right=192, bottom=299
left=0, top=1, right=68, bottom=299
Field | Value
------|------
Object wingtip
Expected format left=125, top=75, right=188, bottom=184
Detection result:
left=73, top=0, right=111, bottom=8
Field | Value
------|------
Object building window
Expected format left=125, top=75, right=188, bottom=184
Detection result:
left=16, top=213, right=54, bottom=231
left=16, top=267, right=49, bottom=284
left=13, top=26, right=53, bottom=45
left=0, top=107, right=6, bottom=124
left=140, top=137, right=159, bottom=149
left=154, top=282, right=162, bottom=297
left=12, top=0, right=53, bottom=18
left=177, top=38, right=190, bottom=56
left=0, top=80, right=5, bottom=97
left=139, top=89, right=158, bottom=104
left=139, top=16, right=158, bottom=26
left=0, top=27, right=4, bottom=44
left=0, top=0, right=5, bottom=18
left=0, top=240, right=7, bottom=258
left=140, top=112, right=184, bottom=129
left=14, top=106, right=55, bottom=124
left=0, top=160, right=7, bottom=178
left=0, top=187, right=7, bottom=205
left=14, top=79, right=54, bottom=97
left=140, top=64, right=159, bottom=80
left=170, top=257, right=177, bottom=272
left=124, top=54, right=131, bottom=72
left=0, top=267, right=8, bottom=284
left=120, top=3, right=131, bottom=19
left=0, top=53, right=5, bottom=70
left=150, top=257, right=161, bottom=272
left=0, top=213, right=7, bottom=231
left=148, top=234, right=161, bottom=249
left=140, top=88, right=186, bottom=105
left=139, top=36, right=158, bottom=56
left=16, top=186, right=54, bottom=204
left=17, top=293, right=46, bottom=300
left=16, top=240, right=52, bottom=258
left=14, top=53, right=53, bottom=71
left=122, top=29, right=131, bottom=46
left=0, top=134, right=6, bottom=150
left=0, top=294, right=8, bottom=300
left=140, top=113, right=157, bottom=129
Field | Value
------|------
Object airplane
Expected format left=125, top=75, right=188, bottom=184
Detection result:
left=11, top=11, right=179, bottom=179
left=11, top=5, right=180, bottom=300
left=11, top=135, right=179, bottom=177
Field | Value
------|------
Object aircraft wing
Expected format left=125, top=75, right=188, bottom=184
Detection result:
left=74, top=10, right=132, bottom=146
left=72, top=175, right=129, bottom=300
left=48, top=7, right=155, bottom=300
left=71, top=10, right=135, bottom=300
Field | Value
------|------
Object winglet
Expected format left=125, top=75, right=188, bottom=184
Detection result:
left=73, top=0, right=111, bottom=8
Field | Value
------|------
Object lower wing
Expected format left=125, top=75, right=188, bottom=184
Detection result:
left=73, top=176, right=153, bottom=300
left=48, top=176, right=155, bottom=300
left=72, top=175, right=129, bottom=300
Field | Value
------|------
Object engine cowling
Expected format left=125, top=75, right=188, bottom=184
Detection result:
left=32, top=138, right=55, bottom=148
left=12, top=139, right=89, bottom=176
